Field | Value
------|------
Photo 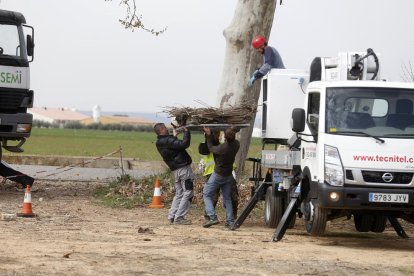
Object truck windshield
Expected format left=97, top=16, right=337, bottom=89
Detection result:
left=0, top=24, right=21, bottom=56
left=326, top=87, right=414, bottom=138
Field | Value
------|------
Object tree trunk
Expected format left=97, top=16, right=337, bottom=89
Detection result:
left=216, top=0, right=278, bottom=176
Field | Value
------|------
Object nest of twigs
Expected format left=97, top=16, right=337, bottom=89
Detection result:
left=162, top=100, right=258, bottom=125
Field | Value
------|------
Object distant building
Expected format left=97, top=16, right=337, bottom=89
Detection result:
left=92, top=105, right=101, bottom=123
left=29, top=107, right=90, bottom=126
left=30, top=106, right=155, bottom=128
left=81, top=114, right=155, bottom=126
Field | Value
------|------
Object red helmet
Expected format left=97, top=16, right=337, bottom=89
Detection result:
left=252, top=35, right=267, bottom=49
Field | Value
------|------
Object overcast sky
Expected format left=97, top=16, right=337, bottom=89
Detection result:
left=2, top=0, right=414, bottom=114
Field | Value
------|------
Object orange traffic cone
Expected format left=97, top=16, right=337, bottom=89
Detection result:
left=17, top=185, right=36, bottom=218
left=148, top=178, right=164, bottom=208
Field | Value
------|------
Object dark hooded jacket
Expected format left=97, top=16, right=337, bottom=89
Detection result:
left=156, top=131, right=192, bottom=171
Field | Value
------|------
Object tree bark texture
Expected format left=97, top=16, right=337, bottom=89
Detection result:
left=216, top=0, right=278, bottom=175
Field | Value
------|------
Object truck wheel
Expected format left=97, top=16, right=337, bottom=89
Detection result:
left=264, top=186, right=283, bottom=228
left=303, top=197, right=328, bottom=236
left=354, top=214, right=374, bottom=232
left=371, top=215, right=387, bottom=233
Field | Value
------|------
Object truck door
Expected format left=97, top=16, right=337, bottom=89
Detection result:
left=302, top=92, right=320, bottom=180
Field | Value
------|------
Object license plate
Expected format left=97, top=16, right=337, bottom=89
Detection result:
left=369, top=193, right=409, bottom=203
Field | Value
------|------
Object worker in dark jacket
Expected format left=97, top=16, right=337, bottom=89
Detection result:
left=198, top=131, right=239, bottom=221
left=202, top=126, right=240, bottom=228
left=248, top=35, right=285, bottom=87
left=154, top=123, right=194, bottom=225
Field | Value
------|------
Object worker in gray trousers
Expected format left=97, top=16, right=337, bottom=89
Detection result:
left=169, top=164, right=194, bottom=224
left=154, top=123, right=194, bottom=225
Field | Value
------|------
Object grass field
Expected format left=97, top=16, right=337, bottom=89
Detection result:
left=8, top=128, right=263, bottom=161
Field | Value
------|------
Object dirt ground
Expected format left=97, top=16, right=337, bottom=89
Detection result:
left=1, top=181, right=414, bottom=276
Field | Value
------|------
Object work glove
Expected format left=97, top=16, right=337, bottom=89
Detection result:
left=248, top=70, right=259, bottom=87
left=248, top=75, right=257, bottom=87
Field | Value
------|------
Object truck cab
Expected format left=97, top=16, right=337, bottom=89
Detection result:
left=255, top=49, right=414, bottom=236
left=297, top=80, right=414, bottom=234
left=0, top=9, right=35, bottom=155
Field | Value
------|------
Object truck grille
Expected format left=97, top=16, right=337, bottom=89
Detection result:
left=0, top=90, right=26, bottom=112
left=361, top=170, right=413, bottom=184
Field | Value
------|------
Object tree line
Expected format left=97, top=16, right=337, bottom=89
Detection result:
left=32, top=120, right=155, bottom=132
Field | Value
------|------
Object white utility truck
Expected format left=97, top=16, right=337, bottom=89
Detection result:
left=0, top=9, right=35, bottom=157
left=233, top=49, right=414, bottom=240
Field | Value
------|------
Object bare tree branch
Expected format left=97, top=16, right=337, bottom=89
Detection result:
left=106, top=0, right=167, bottom=35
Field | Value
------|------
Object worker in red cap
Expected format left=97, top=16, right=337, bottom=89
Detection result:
left=248, top=35, right=285, bottom=87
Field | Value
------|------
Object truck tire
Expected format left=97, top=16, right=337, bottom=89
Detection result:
left=264, top=186, right=283, bottom=228
left=371, top=215, right=387, bottom=233
left=303, top=197, right=328, bottom=236
left=354, top=214, right=374, bottom=232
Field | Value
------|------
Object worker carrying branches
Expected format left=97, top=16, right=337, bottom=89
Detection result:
left=198, top=130, right=239, bottom=224
left=248, top=35, right=285, bottom=87
left=153, top=123, right=194, bottom=225
left=202, top=126, right=240, bottom=229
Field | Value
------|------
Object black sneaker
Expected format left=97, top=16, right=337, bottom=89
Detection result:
left=169, top=218, right=174, bottom=224
left=203, top=219, right=220, bottom=228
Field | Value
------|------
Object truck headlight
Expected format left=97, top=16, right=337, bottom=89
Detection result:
left=324, top=145, right=344, bottom=186
left=16, top=124, right=32, bottom=133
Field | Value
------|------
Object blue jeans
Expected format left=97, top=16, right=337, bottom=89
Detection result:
left=203, top=172, right=234, bottom=224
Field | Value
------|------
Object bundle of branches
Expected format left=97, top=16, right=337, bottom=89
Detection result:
left=162, top=100, right=258, bottom=126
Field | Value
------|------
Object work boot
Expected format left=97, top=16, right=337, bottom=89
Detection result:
left=174, top=218, right=192, bottom=225
left=224, top=222, right=234, bottom=230
left=203, top=219, right=220, bottom=228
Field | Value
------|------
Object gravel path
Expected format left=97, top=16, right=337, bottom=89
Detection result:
left=10, top=164, right=160, bottom=182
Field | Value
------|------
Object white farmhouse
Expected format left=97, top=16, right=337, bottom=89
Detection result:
left=29, top=107, right=90, bottom=127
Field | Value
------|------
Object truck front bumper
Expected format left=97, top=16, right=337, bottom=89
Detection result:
left=0, top=113, right=32, bottom=138
left=317, top=182, right=414, bottom=211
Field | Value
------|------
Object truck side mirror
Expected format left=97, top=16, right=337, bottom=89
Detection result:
left=291, top=108, right=305, bottom=132
left=26, top=35, right=34, bottom=57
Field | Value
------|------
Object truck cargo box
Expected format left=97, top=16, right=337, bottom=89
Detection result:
left=261, top=69, right=309, bottom=143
